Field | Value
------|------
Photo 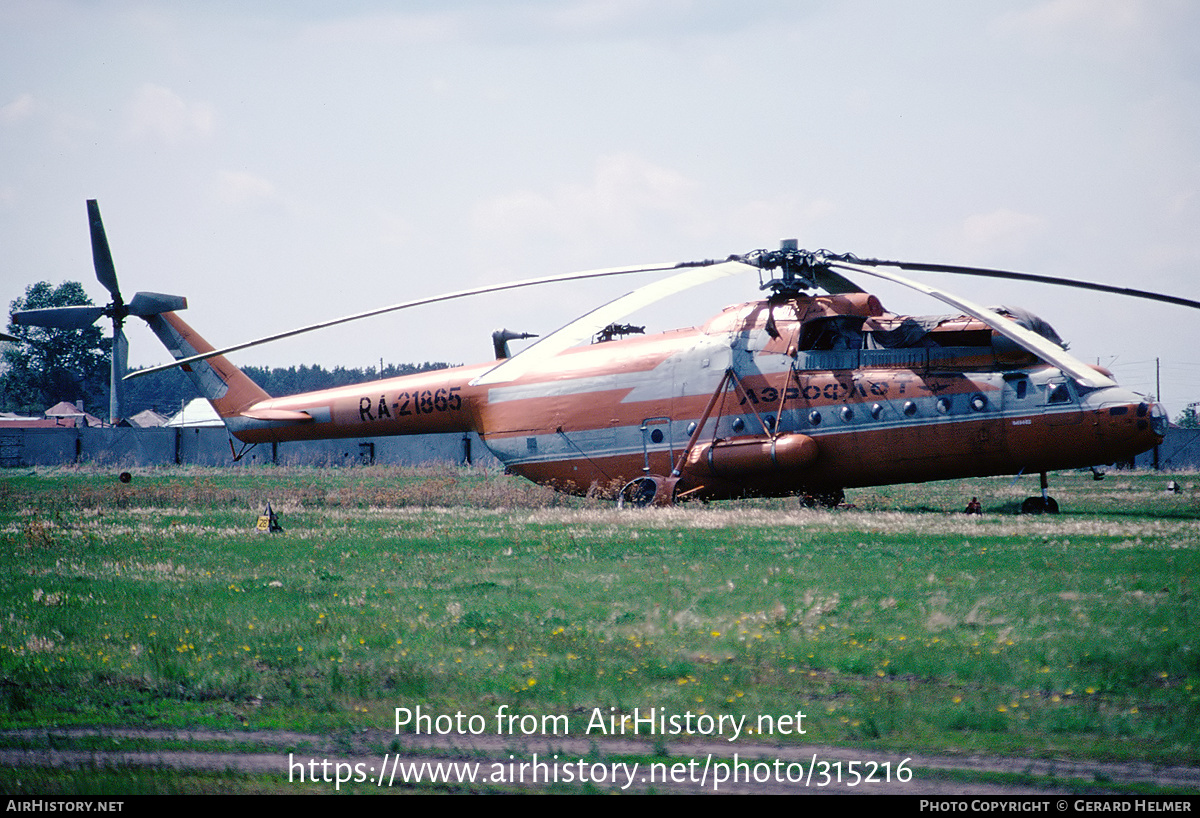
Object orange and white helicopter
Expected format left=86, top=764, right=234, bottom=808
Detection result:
left=19, top=201, right=1197, bottom=512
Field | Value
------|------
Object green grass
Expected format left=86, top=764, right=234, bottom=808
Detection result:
left=1, top=464, right=1197, bottom=792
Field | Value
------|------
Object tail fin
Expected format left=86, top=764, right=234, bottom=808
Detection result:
left=143, top=312, right=271, bottom=419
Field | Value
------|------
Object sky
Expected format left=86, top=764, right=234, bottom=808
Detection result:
left=3, top=0, right=1199, bottom=417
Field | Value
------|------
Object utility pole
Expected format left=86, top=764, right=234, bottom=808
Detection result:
left=1154, top=357, right=1161, bottom=471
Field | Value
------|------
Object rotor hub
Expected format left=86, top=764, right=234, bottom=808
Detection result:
left=735, top=244, right=864, bottom=297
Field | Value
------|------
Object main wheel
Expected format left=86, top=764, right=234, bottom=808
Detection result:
left=1020, top=496, right=1059, bottom=514
left=617, top=476, right=663, bottom=508
left=800, top=488, right=845, bottom=509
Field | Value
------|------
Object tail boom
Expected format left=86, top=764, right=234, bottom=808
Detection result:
left=142, top=311, right=483, bottom=444
left=230, top=367, right=484, bottom=444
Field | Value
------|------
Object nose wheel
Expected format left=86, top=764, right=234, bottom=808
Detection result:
left=1021, top=472, right=1059, bottom=514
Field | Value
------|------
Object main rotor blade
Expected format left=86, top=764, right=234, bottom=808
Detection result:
left=87, top=200, right=121, bottom=303
left=859, top=258, right=1200, bottom=311
left=12, top=305, right=106, bottom=330
left=471, top=260, right=756, bottom=386
left=812, top=267, right=864, bottom=295
left=125, top=259, right=706, bottom=380
left=828, top=259, right=1117, bottom=389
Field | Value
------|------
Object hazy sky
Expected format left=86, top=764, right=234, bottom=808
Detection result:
left=3, top=1, right=1199, bottom=416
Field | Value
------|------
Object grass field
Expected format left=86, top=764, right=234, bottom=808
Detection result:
left=1, top=465, right=1197, bottom=794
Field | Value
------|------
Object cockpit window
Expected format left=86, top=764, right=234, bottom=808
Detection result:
left=1047, top=382, right=1072, bottom=404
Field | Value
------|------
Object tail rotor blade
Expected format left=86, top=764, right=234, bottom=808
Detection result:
left=110, top=325, right=128, bottom=425
left=12, top=305, right=106, bottom=330
left=127, top=292, right=188, bottom=316
left=87, top=199, right=121, bottom=304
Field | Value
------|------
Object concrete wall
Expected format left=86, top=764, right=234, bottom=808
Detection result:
left=4, top=424, right=1196, bottom=471
left=1135, top=427, right=1200, bottom=470
left=0, top=427, right=498, bottom=469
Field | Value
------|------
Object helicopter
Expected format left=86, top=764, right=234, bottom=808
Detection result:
left=19, top=201, right=1197, bottom=512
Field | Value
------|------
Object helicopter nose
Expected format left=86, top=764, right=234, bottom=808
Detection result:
left=1148, top=401, right=1168, bottom=437
left=1127, top=399, right=1168, bottom=439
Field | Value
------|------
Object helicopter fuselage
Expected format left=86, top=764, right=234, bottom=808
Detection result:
left=180, top=290, right=1164, bottom=502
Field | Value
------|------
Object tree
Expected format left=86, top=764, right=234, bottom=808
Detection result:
left=1175, top=404, right=1199, bottom=430
left=1, top=281, right=111, bottom=415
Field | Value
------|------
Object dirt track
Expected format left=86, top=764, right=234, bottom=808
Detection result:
left=3, top=726, right=1199, bottom=795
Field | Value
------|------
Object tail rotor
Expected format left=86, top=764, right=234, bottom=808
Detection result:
left=11, top=200, right=187, bottom=423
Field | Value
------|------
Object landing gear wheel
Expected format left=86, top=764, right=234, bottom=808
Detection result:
left=1021, top=496, right=1059, bottom=514
left=800, top=488, right=845, bottom=509
left=617, top=476, right=674, bottom=508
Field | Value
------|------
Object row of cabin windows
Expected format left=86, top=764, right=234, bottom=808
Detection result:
left=709, top=379, right=1069, bottom=434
